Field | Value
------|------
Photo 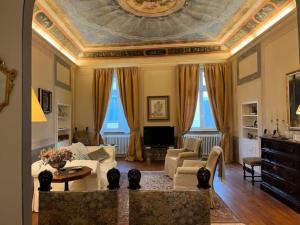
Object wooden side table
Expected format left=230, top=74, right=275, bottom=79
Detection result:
left=143, top=146, right=169, bottom=164
left=52, top=166, right=92, bottom=191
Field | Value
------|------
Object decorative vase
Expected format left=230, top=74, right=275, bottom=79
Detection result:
left=49, top=161, right=67, bottom=174
left=128, top=169, right=141, bottom=190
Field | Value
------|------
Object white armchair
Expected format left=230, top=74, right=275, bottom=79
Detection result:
left=173, top=146, right=223, bottom=208
left=164, top=138, right=202, bottom=178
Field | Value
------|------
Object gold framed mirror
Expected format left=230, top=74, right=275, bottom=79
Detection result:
left=286, top=70, right=300, bottom=130
left=0, top=58, right=17, bottom=112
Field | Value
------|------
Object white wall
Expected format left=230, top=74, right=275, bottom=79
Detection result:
left=75, top=65, right=177, bottom=136
left=0, top=0, right=24, bottom=224
left=31, top=33, right=75, bottom=149
left=231, top=12, right=300, bottom=163
left=32, top=36, right=55, bottom=148
left=140, top=66, right=177, bottom=129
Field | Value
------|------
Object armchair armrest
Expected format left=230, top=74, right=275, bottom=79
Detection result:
left=178, top=152, right=198, bottom=159
left=176, top=152, right=199, bottom=167
left=176, top=166, right=200, bottom=175
left=182, top=160, right=206, bottom=167
left=166, top=149, right=185, bottom=157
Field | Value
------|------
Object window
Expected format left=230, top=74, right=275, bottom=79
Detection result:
left=101, top=73, right=129, bottom=133
left=191, top=69, right=216, bottom=130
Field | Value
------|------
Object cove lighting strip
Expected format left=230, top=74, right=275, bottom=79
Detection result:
left=230, top=1, right=296, bottom=55
left=32, top=22, right=77, bottom=64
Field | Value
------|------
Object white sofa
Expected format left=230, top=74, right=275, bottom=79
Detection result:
left=31, top=143, right=117, bottom=212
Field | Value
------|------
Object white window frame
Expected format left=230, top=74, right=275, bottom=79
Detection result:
left=101, top=72, right=129, bottom=134
left=191, top=69, right=217, bottom=132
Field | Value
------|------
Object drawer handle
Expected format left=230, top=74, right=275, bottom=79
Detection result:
left=272, top=165, right=278, bottom=171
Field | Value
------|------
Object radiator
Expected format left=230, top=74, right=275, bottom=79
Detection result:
left=103, top=134, right=129, bottom=156
left=184, top=134, right=221, bottom=156
left=103, top=133, right=221, bottom=157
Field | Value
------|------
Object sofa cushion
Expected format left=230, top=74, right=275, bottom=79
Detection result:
left=67, top=142, right=90, bottom=160
left=88, top=148, right=110, bottom=162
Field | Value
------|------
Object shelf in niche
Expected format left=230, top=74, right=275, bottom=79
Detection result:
left=58, top=128, right=70, bottom=131
left=243, top=126, right=258, bottom=130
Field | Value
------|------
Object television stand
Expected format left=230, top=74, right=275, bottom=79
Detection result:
left=143, top=146, right=173, bottom=164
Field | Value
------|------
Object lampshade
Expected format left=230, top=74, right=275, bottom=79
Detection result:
left=297, top=105, right=300, bottom=115
left=32, top=88, right=47, bottom=122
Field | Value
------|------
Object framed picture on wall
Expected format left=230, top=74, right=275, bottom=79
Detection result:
left=147, top=96, right=170, bottom=121
left=38, top=88, right=52, bottom=114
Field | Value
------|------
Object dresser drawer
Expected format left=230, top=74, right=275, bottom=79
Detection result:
left=261, top=160, right=299, bottom=184
left=261, top=139, right=300, bottom=157
left=261, top=149, right=300, bottom=171
left=262, top=173, right=299, bottom=197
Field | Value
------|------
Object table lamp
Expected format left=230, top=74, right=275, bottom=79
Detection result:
left=32, top=88, right=47, bottom=122
left=297, top=105, right=300, bottom=115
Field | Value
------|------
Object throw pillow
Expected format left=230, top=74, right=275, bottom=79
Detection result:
left=88, top=148, right=109, bottom=162
left=68, top=142, right=90, bottom=160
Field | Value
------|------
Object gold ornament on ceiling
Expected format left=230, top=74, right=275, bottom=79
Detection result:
left=118, top=0, right=187, bottom=17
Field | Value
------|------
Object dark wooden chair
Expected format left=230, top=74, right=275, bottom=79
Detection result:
left=72, top=127, right=91, bottom=146
left=243, top=157, right=262, bottom=185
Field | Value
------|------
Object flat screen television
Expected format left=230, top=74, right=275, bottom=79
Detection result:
left=143, top=126, right=175, bottom=147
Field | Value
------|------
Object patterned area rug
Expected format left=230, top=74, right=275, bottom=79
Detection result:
left=118, top=171, right=242, bottom=225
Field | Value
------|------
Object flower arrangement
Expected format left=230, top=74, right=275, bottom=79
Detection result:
left=40, top=148, right=73, bottom=171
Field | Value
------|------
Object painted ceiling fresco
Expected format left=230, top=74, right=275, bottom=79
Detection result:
left=47, top=0, right=246, bottom=46
left=32, top=0, right=294, bottom=60
left=117, top=0, right=187, bottom=17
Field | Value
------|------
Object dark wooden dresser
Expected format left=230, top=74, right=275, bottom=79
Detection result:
left=260, top=137, right=300, bottom=213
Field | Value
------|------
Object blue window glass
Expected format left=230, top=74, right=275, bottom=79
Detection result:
left=191, top=69, right=216, bottom=130
left=101, top=73, right=129, bottom=133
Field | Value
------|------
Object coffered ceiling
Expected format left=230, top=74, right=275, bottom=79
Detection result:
left=32, top=0, right=296, bottom=63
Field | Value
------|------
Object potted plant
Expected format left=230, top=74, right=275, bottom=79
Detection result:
left=40, top=148, right=73, bottom=174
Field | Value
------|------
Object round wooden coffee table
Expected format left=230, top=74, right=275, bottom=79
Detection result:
left=52, top=166, right=92, bottom=191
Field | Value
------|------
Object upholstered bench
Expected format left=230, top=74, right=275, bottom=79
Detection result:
left=39, top=191, right=118, bottom=225
left=129, top=190, right=210, bottom=225
left=243, top=157, right=262, bottom=185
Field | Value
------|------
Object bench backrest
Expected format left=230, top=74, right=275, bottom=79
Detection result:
left=39, top=190, right=118, bottom=225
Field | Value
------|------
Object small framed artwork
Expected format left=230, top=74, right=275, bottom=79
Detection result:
left=38, top=88, right=52, bottom=114
left=147, top=96, right=170, bottom=121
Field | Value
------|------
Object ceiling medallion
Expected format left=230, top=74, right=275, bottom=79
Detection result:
left=118, top=0, right=187, bottom=17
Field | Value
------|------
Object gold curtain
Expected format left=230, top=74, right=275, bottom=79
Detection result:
left=204, top=63, right=232, bottom=163
left=116, top=67, right=143, bottom=161
left=176, top=64, right=200, bottom=148
left=93, top=68, right=113, bottom=145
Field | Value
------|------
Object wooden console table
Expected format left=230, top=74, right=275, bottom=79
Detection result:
left=143, top=146, right=170, bottom=164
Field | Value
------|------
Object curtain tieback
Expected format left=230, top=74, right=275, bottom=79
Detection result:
left=131, top=128, right=140, bottom=133
left=220, top=127, right=230, bottom=134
